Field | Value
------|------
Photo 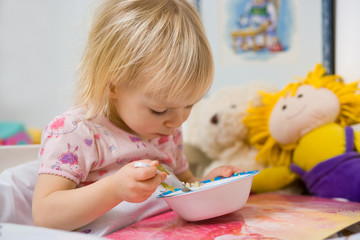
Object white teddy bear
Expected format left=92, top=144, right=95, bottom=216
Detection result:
left=184, top=82, right=277, bottom=178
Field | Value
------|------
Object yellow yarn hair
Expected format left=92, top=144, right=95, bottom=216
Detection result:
left=243, top=63, right=360, bottom=167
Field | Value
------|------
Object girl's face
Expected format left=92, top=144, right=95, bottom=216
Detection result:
left=111, top=85, right=200, bottom=140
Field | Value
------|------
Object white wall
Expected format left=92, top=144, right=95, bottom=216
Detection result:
left=335, top=0, right=360, bottom=82
left=0, top=0, right=359, bottom=128
left=0, top=0, right=95, bottom=128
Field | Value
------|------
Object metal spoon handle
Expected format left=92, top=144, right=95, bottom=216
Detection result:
left=134, top=162, right=191, bottom=192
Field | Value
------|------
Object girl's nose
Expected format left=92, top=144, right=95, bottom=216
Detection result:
left=164, top=116, right=183, bottom=128
left=164, top=110, right=188, bottom=128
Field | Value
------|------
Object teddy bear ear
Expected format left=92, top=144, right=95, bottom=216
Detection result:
left=251, top=93, right=265, bottom=108
left=248, top=84, right=278, bottom=108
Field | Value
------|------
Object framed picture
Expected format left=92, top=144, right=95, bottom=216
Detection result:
left=197, top=0, right=334, bottom=90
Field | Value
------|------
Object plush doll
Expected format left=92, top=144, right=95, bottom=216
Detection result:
left=184, top=82, right=277, bottom=187
left=243, top=64, right=360, bottom=202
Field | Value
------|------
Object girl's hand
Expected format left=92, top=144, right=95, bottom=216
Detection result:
left=110, top=160, right=167, bottom=203
left=202, top=165, right=242, bottom=181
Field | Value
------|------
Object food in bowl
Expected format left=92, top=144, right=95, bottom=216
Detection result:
left=157, top=170, right=259, bottom=221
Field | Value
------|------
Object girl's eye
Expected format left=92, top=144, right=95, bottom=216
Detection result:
left=151, top=109, right=167, bottom=116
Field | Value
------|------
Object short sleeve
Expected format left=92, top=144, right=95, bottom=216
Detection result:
left=38, top=113, right=99, bottom=185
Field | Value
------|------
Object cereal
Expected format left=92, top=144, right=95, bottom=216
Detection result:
left=185, top=181, right=202, bottom=188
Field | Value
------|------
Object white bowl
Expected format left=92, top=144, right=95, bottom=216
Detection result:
left=157, top=170, right=259, bottom=221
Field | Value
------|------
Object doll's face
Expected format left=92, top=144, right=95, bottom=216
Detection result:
left=269, top=85, right=340, bottom=144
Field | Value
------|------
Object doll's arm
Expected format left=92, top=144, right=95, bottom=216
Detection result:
left=251, top=166, right=297, bottom=193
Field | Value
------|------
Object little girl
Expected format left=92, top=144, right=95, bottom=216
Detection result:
left=32, top=0, right=241, bottom=236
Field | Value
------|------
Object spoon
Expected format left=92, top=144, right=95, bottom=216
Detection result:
left=134, top=162, right=191, bottom=192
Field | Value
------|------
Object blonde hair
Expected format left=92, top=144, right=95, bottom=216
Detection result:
left=75, top=0, right=214, bottom=119
left=243, top=64, right=360, bottom=167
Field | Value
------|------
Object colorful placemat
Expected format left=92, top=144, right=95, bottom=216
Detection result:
left=107, top=193, right=360, bottom=240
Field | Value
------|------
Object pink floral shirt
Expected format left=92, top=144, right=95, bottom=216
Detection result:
left=38, top=107, right=188, bottom=186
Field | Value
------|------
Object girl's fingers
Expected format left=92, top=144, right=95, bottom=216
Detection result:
left=222, top=166, right=242, bottom=177
left=133, top=160, right=159, bottom=181
left=205, top=165, right=242, bottom=180
left=132, top=160, right=166, bottom=188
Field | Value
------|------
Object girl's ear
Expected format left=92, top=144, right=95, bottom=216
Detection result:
left=109, top=84, right=117, bottom=99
